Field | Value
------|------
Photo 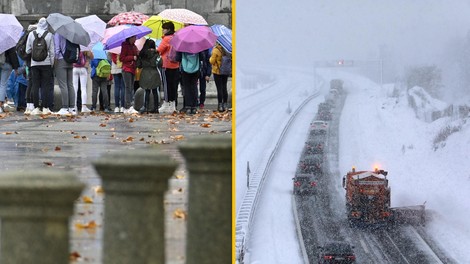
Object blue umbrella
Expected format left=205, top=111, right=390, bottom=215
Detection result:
left=92, top=42, right=108, bottom=60
left=210, top=24, right=232, bottom=53
left=104, top=25, right=152, bottom=50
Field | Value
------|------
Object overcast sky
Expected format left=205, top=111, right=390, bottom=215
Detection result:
left=237, top=0, right=470, bottom=70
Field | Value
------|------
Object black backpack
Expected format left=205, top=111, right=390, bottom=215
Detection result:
left=16, top=29, right=32, bottom=61
left=32, top=31, right=49, bottom=62
left=61, top=39, right=80, bottom=64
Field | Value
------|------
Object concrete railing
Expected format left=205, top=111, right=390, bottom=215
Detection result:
left=0, top=134, right=231, bottom=264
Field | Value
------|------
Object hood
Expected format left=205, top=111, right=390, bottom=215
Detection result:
left=36, top=18, right=48, bottom=37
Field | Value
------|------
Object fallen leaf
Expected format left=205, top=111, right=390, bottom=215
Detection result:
left=73, top=135, right=81, bottom=139
left=43, top=161, right=54, bottom=166
left=171, top=135, right=185, bottom=141
left=69, top=251, right=81, bottom=261
left=82, top=196, right=93, bottom=203
left=75, top=220, right=98, bottom=229
left=54, top=146, right=61, bottom=151
left=173, top=209, right=187, bottom=220
left=99, top=123, right=107, bottom=127
left=2, top=132, right=13, bottom=135
left=175, top=174, right=185, bottom=179
left=81, top=136, right=88, bottom=140
left=200, top=123, right=211, bottom=128
left=128, top=118, right=134, bottom=123
left=139, top=137, right=145, bottom=141
left=93, top=186, right=104, bottom=194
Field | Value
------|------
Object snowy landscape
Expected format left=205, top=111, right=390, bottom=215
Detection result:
left=236, top=1, right=470, bottom=263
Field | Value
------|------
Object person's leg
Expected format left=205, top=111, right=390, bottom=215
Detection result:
left=17, top=83, right=27, bottom=110
left=198, top=72, right=206, bottom=107
left=213, top=74, right=224, bottom=111
left=0, top=63, right=12, bottom=107
left=72, top=67, right=80, bottom=108
left=41, top=66, right=53, bottom=112
left=66, top=67, right=74, bottom=109
left=30, top=67, right=40, bottom=109
left=79, top=68, right=89, bottom=111
left=99, top=78, right=110, bottom=110
left=113, top=74, right=121, bottom=108
left=189, top=72, right=199, bottom=108
left=54, top=60, right=69, bottom=110
left=151, top=87, right=159, bottom=113
left=91, top=76, right=99, bottom=110
left=122, top=71, right=134, bottom=109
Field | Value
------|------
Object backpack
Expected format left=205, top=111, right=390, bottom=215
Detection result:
left=96, top=59, right=111, bottom=78
left=219, top=53, right=232, bottom=76
left=181, top=52, right=200, bottom=73
left=61, top=39, right=80, bottom=63
left=73, top=52, right=87, bottom=67
left=16, top=29, right=32, bottom=61
left=32, top=31, right=49, bottom=62
left=167, top=45, right=181, bottom=63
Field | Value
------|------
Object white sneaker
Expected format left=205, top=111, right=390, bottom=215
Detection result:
left=169, top=101, right=176, bottom=112
left=54, top=108, right=69, bottom=115
left=31, top=107, right=42, bottom=115
left=69, top=108, right=77, bottom=116
left=114, top=107, right=120, bottom=113
left=120, top=107, right=125, bottom=113
left=24, top=107, right=31, bottom=115
left=42, top=108, right=52, bottom=115
left=159, top=101, right=169, bottom=113
left=81, top=105, right=91, bottom=113
left=125, top=106, right=139, bottom=115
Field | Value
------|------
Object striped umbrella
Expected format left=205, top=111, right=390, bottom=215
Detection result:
left=210, top=24, right=231, bottom=53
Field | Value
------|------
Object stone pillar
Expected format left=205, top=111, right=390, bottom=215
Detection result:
left=0, top=170, right=84, bottom=264
left=178, top=135, right=232, bottom=264
left=93, top=148, right=178, bottom=264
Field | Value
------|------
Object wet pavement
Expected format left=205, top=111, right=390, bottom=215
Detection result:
left=0, top=103, right=232, bottom=264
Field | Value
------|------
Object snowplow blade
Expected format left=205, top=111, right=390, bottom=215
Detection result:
left=391, top=205, right=426, bottom=226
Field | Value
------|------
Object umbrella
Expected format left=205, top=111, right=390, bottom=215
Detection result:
left=170, top=25, right=216, bottom=54
left=104, top=25, right=152, bottom=50
left=142, top=15, right=184, bottom=39
left=47, top=13, right=91, bottom=46
left=0, top=14, right=23, bottom=54
left=107, top=11, right=149, bottom=26
left=102, top=25, right=146, bottom=54
left=76, top=15, right=106, bottom=50
left=210, top=24, right=232, bottom=54
left=158, top=8, right=208, bottom=25
left=91, top=42, right=108, bottom=60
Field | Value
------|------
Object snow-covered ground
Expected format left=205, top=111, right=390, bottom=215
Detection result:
left=236, top=66, right=470, bottom=263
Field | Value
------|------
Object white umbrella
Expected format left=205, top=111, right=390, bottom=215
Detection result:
left=75, top=15, right=106, bottom=51
left=0, top=14, right=23, bottom=54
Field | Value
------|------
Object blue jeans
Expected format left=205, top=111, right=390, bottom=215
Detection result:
left=0, top=63, right=13, bottom=102
left=113, top=73, right=125, bottom=108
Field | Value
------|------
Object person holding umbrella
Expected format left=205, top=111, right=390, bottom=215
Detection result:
left=210, top=43, right=230, bottom=112
left=157, top=21, right=180, bottom=113
left=25, top=17, right=55, bottom=116
left=54, top=33, right=77, bottom=115
left=120, top=35, right=139, bottom=115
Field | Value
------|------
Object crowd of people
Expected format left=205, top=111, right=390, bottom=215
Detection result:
left=0, top=18, right=231, bottom=116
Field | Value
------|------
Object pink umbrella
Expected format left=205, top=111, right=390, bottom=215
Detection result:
left=102, top=25, right=145, bottom=54
left=170, top=25, right=216, bottom=54
left=107, top=11, right=149, bottom=26
left=158, top=8, right=207, bottom=25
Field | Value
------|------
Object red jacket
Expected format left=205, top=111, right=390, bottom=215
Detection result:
left=157, top=34, right=180, bottom=69
left=119, top=41, right=139, bottom=74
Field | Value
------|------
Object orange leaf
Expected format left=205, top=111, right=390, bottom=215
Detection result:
left=200, top=123, right=211, bottom=128
left=54, top=146, right=61, bottom=151
left=69, top=251, right=81, bottom=261
left=82, top=196, right=93, bottom=203
left=128, top=118, right=134, bottom=123
left=171, top=135, right=185, bottom=141
left=173, top=209, right=187, bottom=220
left=73, top=135, right=80, bottom=139
left=75, top=220, right=98, bottom=229
left=126, top=136, right=134, bottom=141
left=139, top=137, right=145, bottom=141
left=93, top=186, right=104, bottom=194
left=99, top=123, right=107, bottom=127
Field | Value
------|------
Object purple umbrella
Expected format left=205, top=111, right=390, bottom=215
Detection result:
left=170, top=25, right=217, bottom=54
left=104, top=25, right=152, bottom=50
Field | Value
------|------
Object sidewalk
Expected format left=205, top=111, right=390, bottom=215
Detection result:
left=0, top=108, right=232, bottom=264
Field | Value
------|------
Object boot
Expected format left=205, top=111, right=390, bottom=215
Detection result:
left=222, top=102, right=227, bottom=111
left=139, top=92, right=149, bottom=114
left=218, top=103, right=223, bottom=112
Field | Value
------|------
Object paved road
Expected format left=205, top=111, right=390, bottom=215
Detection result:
left=0, top=106, right=232, bottom=264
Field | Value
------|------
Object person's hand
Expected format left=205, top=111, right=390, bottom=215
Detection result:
left=205, top=76, right=210, bottom=83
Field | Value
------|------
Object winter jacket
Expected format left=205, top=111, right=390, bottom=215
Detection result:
left=199, top=49, right=211, bottom=78
left=209, top=45, right=224, bottom=75
left=119, top=41, right=138, bottom=74
left=136, top=48, right=162, bottom=90
left=157, top=34, right=180, bottom=69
